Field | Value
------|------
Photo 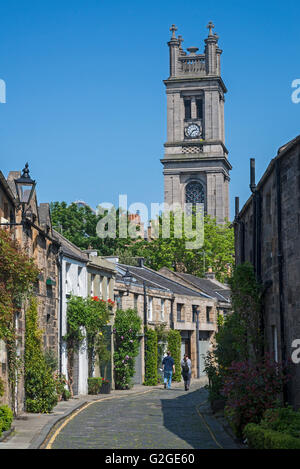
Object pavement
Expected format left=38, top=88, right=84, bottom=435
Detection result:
left=0, top=378, right=239, bottom=449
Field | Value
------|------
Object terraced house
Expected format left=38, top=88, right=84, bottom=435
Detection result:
left=111, top=257, right=223, bottom=384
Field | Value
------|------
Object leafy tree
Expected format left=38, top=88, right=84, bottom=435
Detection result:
left=50, top=202, right=139, bottom=255
left=167, top=330, right=181, bottom=382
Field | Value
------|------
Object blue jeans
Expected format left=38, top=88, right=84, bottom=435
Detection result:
left=164, top=370, right=173, bottom=388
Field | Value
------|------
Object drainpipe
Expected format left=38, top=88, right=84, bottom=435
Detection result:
left=196, top=308, right=200, bottom=378
left=234, top=197, right=245, bottom=265
left=58, top=249, right=63, bottom=375
left=170, top=294, right=175, bottom=330
left=250, top=158, right=263, bottom=354
left=275, top=158, right=288, bottom=402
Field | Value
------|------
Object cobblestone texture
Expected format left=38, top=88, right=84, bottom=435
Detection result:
left=52, top=383, right=237, bottom=449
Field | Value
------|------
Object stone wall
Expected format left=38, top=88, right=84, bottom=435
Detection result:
left=235, top=138, right=300, bottom=409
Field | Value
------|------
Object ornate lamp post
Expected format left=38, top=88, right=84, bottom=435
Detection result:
left=14, top=163, right=36, bottom=223
left=122, top=268, right=133, bottom=296
left=0, top=163, right=36, bottom=226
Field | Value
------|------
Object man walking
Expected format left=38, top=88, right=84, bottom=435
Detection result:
left=162, top=351, right=175, bottom=389
left=181, top=354, right=192, bottom=391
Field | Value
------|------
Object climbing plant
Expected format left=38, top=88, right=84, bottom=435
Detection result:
left=0, top=229, right=39, bottom=412
left=113, top=309, right=142, bottom=390
left=64, top=295, right=110, bottom=395
left=167, top=330, right=181, bottom=382
left=144, top=328, right=158, bottom=386
left=24, top=297, right=57, bottom=413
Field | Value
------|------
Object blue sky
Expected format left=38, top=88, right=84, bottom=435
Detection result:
left=0, top=0, right=299, bottom=220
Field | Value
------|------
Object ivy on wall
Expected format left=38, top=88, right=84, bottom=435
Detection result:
left=24, top=297, right=58, bottom=413
left=113, top=309, right=142, bottom=390
left=65, top=295, right=110, bottom=395
left=144, top=328, right=158, bottom=386
left=0, top=229, right=39, bottom=412
left=167, top=330, right=182, bottom=382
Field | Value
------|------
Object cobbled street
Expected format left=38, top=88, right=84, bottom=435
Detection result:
left=50, top=383, right=237, bottom=449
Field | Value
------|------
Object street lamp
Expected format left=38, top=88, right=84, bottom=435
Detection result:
left=14, top=163, right=36, bottom=222
left=0, top=163, right=36, bottom=227
left=122, top=268, right=133, bottom=296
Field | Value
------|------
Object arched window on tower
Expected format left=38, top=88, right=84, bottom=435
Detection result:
left=185, top=181, right=205, bottom=214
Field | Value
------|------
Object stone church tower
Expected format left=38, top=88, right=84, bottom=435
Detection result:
left=161, top=23, right=231, bottom=223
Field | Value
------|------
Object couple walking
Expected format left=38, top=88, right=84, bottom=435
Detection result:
left=162, top=351, right=192, bottom=391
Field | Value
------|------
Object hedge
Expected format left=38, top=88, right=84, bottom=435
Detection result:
left=167, top=330, right=181, bottom=382
left=0, top=405, right=13, bottom=436
left=144, top=328, right=158, bottom=386
left=244, top=423, right=300, bottom=449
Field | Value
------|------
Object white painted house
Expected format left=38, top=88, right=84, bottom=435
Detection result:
left=53, top=230, right=89, bottom=395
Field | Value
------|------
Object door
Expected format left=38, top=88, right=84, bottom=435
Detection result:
left=133, top=338, right=142, bottom=384
left=198, top=331, right=210, bottom=376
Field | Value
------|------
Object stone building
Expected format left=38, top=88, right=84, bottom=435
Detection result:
left=234, top=135, right=300, bottom=409
left=161, top=23, right=231, bottom=223
left=0, top=166, right=60, bottom=413
left=159, top=267, right=231, bottom=317
left=0, top=171, right=17, bottom=408
left=53, top=230, right=89, bottom=396
left=85, top=250, right=116, bottom=387
left=111, top=258, right=219, bottom=383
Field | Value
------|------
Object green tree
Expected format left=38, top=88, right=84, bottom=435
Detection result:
left=122, top=214, right=234, bottom=283
left=50, top=202, right=140, bottom=255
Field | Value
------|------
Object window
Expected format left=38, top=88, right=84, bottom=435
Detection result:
left=78, top=267, right=83, bottom=292
left=192, top=305, right=198, bottom=323
left=177, top=303, right=184, bottom=322
left=134, top=294, right=138, bottom=311
left=184, top=99, right=191, bottom=119
left=148, top=297, right=153, bottom=321
left=206, top=306, right=212, bottom=323
left=66, top=263, right=71, bottom=294
left=161, top=299, right=165, bottom=321
left=99, top=276, right=103, bottom=298
left=115, top=294, right=122, bottom=310
left=196, top=99, right=203, bottom=119
left=90, top=274, right=95, bottom=296
left=186, top=181, right=205, bottom=206
left=107, top=278, right=110, bottom=299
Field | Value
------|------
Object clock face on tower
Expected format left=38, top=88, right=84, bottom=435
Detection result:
left=185, top=123, right=201, bottom=139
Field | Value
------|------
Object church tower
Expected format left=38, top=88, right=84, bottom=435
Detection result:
left=161, top=23, right=231, bottom=223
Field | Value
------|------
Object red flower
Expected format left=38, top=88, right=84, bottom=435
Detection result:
left=92, top=296, right=99, bottom=301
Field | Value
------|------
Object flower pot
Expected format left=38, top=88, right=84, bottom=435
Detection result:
left=100, top=382, right=111, bottom=394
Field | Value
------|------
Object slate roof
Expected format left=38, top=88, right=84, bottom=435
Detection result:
left=168, top=271, right=231, bottom=303
left=53, top=229, right=88, bottom=263
left=117, top=264, right=212, bottom=298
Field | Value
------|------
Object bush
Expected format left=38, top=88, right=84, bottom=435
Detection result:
left=144, top=328, right=158, bottom=386
left=113, top=309, right=142, bottom=390
left=244, top=423, right=300, bottom=449
left=223, top=357, right=287, bottom=437
left=88, top=377, right=102, bottom=394
left=167, top=330, right=181, bottom=382
left=260, top=406, right=300, bottom=438
left=0, top=405, right=13, bottom=434
left=25, top=298, right=58, bottom=413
